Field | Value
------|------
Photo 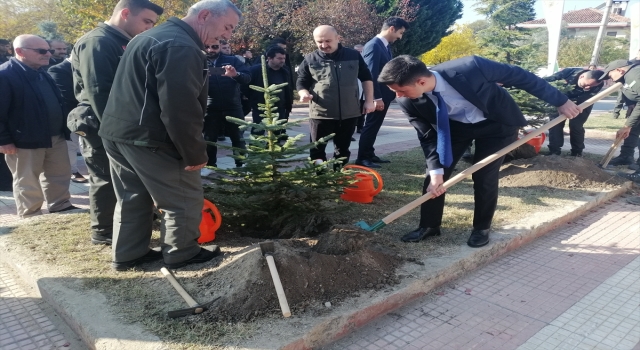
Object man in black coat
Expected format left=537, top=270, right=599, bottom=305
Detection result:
left=48, top=58, right=88, bottom=183
left=378, top=55, right=581, bottom=247
left=356, top=17, right=409, bottom=168
left=245, top=46, right=293, bottom=136
left=0, top=35, right=75, bottom=217
left=543, top=68, right=604, bottom=156
left=204, top=40, right=250, bottom=169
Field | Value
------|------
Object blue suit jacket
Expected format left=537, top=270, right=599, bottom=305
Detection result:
left=396, top=55, right=569, bottom=171
left=363, top=37, right=396, bottom=103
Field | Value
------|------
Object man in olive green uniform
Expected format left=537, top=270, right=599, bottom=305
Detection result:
left=599, top=59, right=640, bottom=205
left=100, top=0, right=241, bottom=270
left=71, top=0, right=163, bottom=245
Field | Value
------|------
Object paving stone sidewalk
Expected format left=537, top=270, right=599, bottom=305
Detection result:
left=0, top=264, right=86, bottom=350
left=325, top=198, right=640, bottom=350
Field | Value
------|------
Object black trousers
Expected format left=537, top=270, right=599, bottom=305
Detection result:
left=204, top=108, right=246, bottom=167
left=357, top=102, right=391, bottom=160
left=548, top=106, right=592, bottom=153
left=308, top=118, right=358, bottom=165
left=619, top=104, right=639, bottom=159
left=0, top=156, right=12, bottom=191
left=420, top=119, right=518, bottom=230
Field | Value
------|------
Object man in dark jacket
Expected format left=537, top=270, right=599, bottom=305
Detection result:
left=544, top=68, right=604, bottom=156
left=377, top=55, right=580, bottom=247
left=71, top=0, right=163, bottom=246
left=246, top=46, right=293, bottom=136
left=203, top=40, right=249, bottom=169
left=99, top=0, right=241, bottom=271
left=608, top=55, right=640, bottom=169
left=297, top=26, right=375, bottom=166
left=600, top=60, right=640, bottom=201
left=45, top=39, right=68, bottom=69
left=356, top=17, right=409, bottom=168
left=48, top=58, right=88, bottom=183
left=0, top=35, right=75, bottom=218
left=0, top=39, right=11, bottom=64
left=0, top=38, right=13, bottom=190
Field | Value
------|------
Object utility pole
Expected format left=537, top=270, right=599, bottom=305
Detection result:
left=590, top=0, right=614, bottom=66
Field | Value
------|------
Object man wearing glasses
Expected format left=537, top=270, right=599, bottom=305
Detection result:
left=71, top=0, right=163, bottom=246
left=543, top=68, right=605, bottom=157
left=0, top=35, right=77, bottom=217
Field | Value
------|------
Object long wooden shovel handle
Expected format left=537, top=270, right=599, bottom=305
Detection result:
left=600, top=134, right=625, bottom=167
left=161, top=267, right=200, bottom=308
left=265, top=255, right=291, bottom=317
left=380, top=82, right=623, bottom=225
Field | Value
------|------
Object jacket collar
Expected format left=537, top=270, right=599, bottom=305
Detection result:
left=99, top=22, right=132, bottom=42
left=317, top=43, right=343, bottom=60
left=167, top=17, right=205, bottom=50
left=10, top=57, right=45, bottom=78
left=436, top=67, right=488, bottom=113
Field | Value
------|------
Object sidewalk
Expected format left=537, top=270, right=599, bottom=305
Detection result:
left=0, top=105, right=636, bottom=349
left=324, top=198, right=640, bottom=350
left=0, top=264, right=86, bottom=350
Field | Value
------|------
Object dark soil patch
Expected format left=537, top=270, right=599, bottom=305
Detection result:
left=190, top=225, right=401, bottom=323
left=500, top=155, right=625, bottom=190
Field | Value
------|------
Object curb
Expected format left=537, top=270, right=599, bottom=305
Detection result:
left=280, top=183, right=633, bottom=350
left=0, top=183, right=632, bottom=350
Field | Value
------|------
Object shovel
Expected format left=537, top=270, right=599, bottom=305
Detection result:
left=599, top=134, right=625, bottom=168
left=356, top=82, right=623, bottom=232
left=259, top=241, right=291, bottom=317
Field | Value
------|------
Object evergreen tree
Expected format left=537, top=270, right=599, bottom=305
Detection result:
left=37, top=21, right=64, bottom=41
left=366, top=0, right=463, bottom=57
left=204, top=57, right=353, bottom=238
left=474, top=0, right=541, bottom=70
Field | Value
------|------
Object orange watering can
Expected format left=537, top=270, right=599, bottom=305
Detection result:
left=340, top=165, right=384, bottom=204
left=523, top=130, right=546, bottom=153
left=198, top=199, right=222, bottom=244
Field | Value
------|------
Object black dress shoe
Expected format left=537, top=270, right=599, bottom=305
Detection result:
left=164, top=246, right=222, bottom=269
left=370, top=155, right=390, bottom=163
left=355, top=159, right=381, bottom=169
left=401, top=227, right=441, bottom=242
left=50, top=205, right=81, bottom=213
left=112, top=249, right=163, bottom=271
left=467, top=229, right=490, bottom=247
left=91, top=233, right=113, bottom=245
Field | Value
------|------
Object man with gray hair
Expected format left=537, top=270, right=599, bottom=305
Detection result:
left=99, top=0, right=241, bottom=271
left=0, top=35, right=76, bottom=217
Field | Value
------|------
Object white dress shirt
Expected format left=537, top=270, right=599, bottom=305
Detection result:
left=427, top=71, right=486, bottom=176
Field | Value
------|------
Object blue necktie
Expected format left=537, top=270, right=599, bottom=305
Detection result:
left=432, top=91, right=453, bottom=168
left=386, top=45, right=392, bottom=58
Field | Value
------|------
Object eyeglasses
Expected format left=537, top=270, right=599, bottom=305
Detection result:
left=205, top=45, right=220, bottom=49
left=20, top=48, right=55, bottom=55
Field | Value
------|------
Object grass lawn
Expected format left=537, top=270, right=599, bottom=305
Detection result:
left=584, top=112, right=627, bottom=132
left=0, top=147, right=622, bottom=349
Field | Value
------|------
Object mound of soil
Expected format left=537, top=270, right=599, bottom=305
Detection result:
left=499, top=155, right=626, bottom=190
left=190, top=226, right=401, bottom=322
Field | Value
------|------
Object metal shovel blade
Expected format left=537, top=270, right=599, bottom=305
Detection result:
left=167, top=297, right=219, bottom=319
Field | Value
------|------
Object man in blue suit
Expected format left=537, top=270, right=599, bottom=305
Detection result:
left=378, top=55, right=581, bottom=247
left=356, top=17, right=409, bottom=168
